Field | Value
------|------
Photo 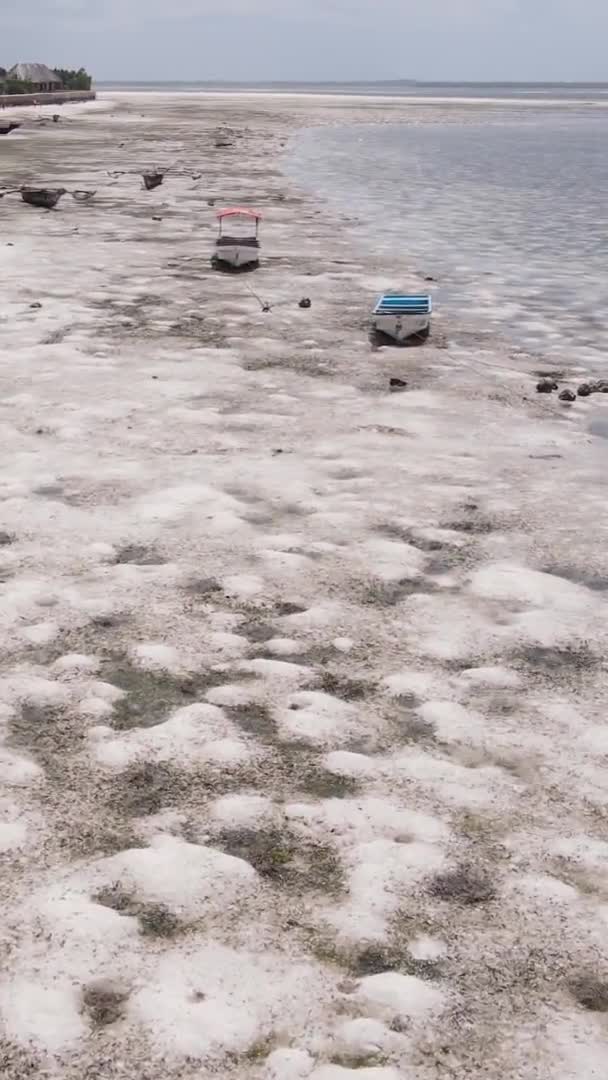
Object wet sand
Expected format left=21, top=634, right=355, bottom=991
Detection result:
left=1, top=93, right=608, bottom=1080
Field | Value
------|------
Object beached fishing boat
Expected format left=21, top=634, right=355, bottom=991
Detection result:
left=21, top=188, right=67, bottom=209
left=372, top=293, right=432, bottom=343
left=0, top=121, right=21, bottom=136
left=215, top=208, right=261, bottom=268
left=143, top=172, right=163, bottom=191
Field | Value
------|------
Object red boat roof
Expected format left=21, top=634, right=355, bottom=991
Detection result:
left=217, top=207, right=262, bottom=220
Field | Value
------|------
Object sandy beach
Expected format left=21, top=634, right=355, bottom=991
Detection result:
left=1, top=92, right=608, bottom=1080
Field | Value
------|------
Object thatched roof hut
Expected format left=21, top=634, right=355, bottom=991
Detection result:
left=8, top=63, right=63, bottom=91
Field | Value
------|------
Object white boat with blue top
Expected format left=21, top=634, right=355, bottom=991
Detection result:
left=372, top=293, right=432, bottom=343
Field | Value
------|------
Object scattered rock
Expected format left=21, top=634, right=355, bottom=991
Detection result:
left=0, top=531, right=14, bottom=546
left=425, top=275, right=436, bottom=282
left=577, top=384, right=592, bottom=397
left=558, top=389, right=576, bottom=402
left=152, top=215, right=163, bottom=222
left=29, top=301, right=42, bottom=309
left=589, top=380, right=608, bottom=393
left=536, top=379, right=558, bottom=393
left=390, top=377, right=408, bottom=391
left=570, top=974, right=608, bottom=1013
left=298, top=298, right=312, bottom=309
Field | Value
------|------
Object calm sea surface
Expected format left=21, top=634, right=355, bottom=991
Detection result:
left=287, top=106, right=608, bottom=367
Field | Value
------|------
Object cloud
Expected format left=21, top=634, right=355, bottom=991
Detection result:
left=2, top=0, right=606, bottom=79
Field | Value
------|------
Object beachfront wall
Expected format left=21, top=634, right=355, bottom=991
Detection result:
left=0, top=90, right=96, bottom=108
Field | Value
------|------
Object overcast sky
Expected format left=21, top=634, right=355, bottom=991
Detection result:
left=1, top=0, right=606, bottom=83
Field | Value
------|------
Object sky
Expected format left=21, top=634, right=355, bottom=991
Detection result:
left=1, top=0, right=607, bottom=83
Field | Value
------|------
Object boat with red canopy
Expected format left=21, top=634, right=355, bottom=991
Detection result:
left=215, top=207, right=262, bottom=268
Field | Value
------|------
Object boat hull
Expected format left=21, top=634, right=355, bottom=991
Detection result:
left=373, top=313, right=430, bottom=343
left=215, top=241, right=260, bottom=268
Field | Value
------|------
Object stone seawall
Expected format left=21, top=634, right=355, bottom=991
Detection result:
left=0, top=90, right=96, bottom=108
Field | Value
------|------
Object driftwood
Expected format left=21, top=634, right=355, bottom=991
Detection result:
left=21, top=188, right=67, bottom=209
left=142, top=172, right=164, bottom=191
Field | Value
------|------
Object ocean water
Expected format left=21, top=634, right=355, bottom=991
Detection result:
left=288, top=108, right=608, bottom=368
left=98, top=81, right=608, bottom=101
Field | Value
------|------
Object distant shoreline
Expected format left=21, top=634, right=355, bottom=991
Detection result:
left=0, top=89, right=96, bottom=109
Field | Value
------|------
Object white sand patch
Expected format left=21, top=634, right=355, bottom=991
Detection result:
left=324, top=751, right=381, bottom=779
left=138, top=483, right=237, bottom=522
left=510, top=873, right=579, bottom=904
left=87, top=679, right=126, bottom=704
left=394, top=750, right=517, bottom=808
left=209, top=631, right=250, bottom=655
left=356, top=972, right=446, bottom=1022
left=287, top=797, right=448, bottom=846
left=417, top=699, right=486, bottom=743
left=239, top=658, right=313, bottom=683
left=78, top=695, right=115, bottom=720
left=408, top=935, right=447, bottom=962
left=282, top=603, right=342, bottom=629
left=92, top=703, right=250, bottom=770
left=0, top=980, right=86, bottom=1054
left=223, top=573, right=266, bottom=598
left=265, top=637, right=307, bottom=656
left=0, top=819, right=27, bottom=852
left=330, top=1016, right=401, bottom=1059
left=0, top=674, right=70, bottom=710
left=310, top=1068, right=400, bottom=1080
left=266, top=1049, right=315, bottom=1079
left=470, top=564, right=593, bottom=612
left=95, top=835, right=257, bottom=918
left=129, top=942, right=331, bottom=1060
left=131, top=642, right=182, bottom=671
left=287, top=796, right=446, bottom=942
left=551, top=835, right=608, bottom=872
left=327, top=838, right=445, bottom=943
left=205, top=682, right=263, bottom=706
left=361, top=538, right=426, bottom=582
left=382, top=669, right=444, bottom=699
left=52, top=653, right=101, bottom=676
left=456, top=665, right=522, bottom=689
left=0, top=748, right=43, bottom=786
left=333, top=637, right=354, bottom=652
left=209, top=793, right=276, bottom=829
left=276, top=691, right=361, bottom=747
left=20, top=621, right=59, bottom=645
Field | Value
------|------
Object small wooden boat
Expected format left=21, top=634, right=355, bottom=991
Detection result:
left=215, top=208, right=262, bottom=269
left=372, top=293, right=432, bottom=344
left=0, top=121, right=21, bottom=136
left=21, top=188, right=67, bottom=209
left=143, top=172, right=163, bottom=191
